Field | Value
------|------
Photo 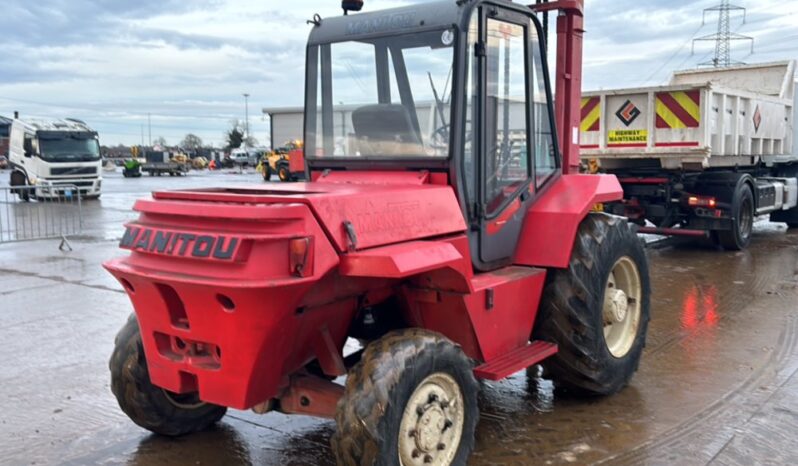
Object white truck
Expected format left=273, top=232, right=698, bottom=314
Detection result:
left=8, top=115, right=102, bottom=200
left=582, top=61, right=798, bottom=250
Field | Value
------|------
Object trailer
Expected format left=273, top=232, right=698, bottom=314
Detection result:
left=142, top=151, right=188, bottom=177
left=582, top=61, right=798, bottom=249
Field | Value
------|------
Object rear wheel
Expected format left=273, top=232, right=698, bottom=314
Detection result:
left=533, top=213, right=650, bottom=396
left=262, top=164, right=272, bottom=181
left=109, top=314, right=226, bottom=436
left=332, top=329, right=478, bottom=466
left=717, top=183, right=754, bottom=250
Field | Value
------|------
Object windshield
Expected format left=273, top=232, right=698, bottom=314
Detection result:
left=306, top=28, right=455, bottom=159
left=39, top=134, right=100, bottom=162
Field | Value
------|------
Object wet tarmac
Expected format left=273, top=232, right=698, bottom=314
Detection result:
left=1, top=169, right=797, bottom=466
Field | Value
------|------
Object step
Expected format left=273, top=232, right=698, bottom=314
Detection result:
left=473, top=341, right=558, bottom=381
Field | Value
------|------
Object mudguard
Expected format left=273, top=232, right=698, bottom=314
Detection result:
left=514, top=174, right=623, bottom=269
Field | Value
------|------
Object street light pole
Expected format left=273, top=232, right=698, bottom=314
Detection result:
left=243, top=93, right=250, bottom=147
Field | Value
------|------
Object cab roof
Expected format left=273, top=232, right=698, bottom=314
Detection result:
left=13, top=117, right=95, bottom=133
left=307, top=0, right=466, bottom=45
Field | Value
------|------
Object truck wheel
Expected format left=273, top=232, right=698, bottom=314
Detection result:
left=10, top=171, right=30, bottom=201
left=717, top=184, right=754, bottom=250
left=331, top=329, right=479, bottom=466
left=109, top=314, right=226, bottom=436
left=262, top=165, right=272, bottom=181
left=533, top=213, right=650, bottom=396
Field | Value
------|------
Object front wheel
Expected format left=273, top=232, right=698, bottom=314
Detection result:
left=262, top=164, right=272, bottom=181
left=277, top=162, right=293, bottom=182
left=533, top=213, right=651, bottom=396
left=10, top=171, right=30, bottom=201
left=332, top=329, right=479, bottom=466
left=109, top=314, right=226, bottom=436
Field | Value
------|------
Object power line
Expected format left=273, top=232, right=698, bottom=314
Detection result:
left=640, top=23, right=705, bottom=86
left=0, top=95, right=236, bottom=121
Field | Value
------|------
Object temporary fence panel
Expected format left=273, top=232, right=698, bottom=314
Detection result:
left=0, top=185, right=83, bottom=251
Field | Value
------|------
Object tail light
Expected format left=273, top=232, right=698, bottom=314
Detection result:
left=687, top=196, right=716, bottom=208
left=289, top=237, right=313, bottom=277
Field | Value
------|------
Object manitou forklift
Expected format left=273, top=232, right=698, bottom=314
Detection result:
left=105, top=1, right=651, bottom=464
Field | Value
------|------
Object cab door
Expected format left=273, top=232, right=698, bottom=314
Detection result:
left=462, top=5, right=560, bottom=271
left=471, top=6, right=549, bottom=271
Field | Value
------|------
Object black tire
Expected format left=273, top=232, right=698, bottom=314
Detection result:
left=10, top=171, right=30, bottom=201
left=109, top=314, right=226, bottom=436
left=533, top=213, right=651, bottom=396
left=262, top=164, right=272, bottom=181
left=277, top=163, right=292, bottom=182
left=717, top=183, right=754, bottom=250
left=332, top=329, right=479, bottom=466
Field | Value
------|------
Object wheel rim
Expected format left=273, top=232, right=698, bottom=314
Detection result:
left=602, top=256, right=642, bottom=358
left=162, top=389, right=206, bottom=409
left=398, top=372, right=464, bottom=466
left=279, top=168, right=288, bottom=181
left=739, top=196, right=753, bottom=241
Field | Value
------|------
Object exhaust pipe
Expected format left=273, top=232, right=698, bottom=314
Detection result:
left=14, top=111, right=19, bottom=119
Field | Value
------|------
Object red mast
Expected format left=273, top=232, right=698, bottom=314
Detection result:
left=531, top=0, right=585, bottom=175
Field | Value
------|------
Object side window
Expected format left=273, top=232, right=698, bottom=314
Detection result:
left=530, top=24, right=557, bottom=187
left=485, top=19, right=529, bottom=216
left=23, top=134, right=35, bottom=157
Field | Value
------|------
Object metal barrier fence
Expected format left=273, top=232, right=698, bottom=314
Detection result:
left=0, top=185, right=83, bottom=251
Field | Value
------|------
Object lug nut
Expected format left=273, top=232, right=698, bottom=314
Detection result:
left=424, top=454, right=433, bottom=463
left=428, top=393, right=439, bottom=403
left=442, top=419, right=453, bottom=432
left=440, top=400, right=449, bottom=409
left=409, top=429, right=417, bottom=438
left=412, top=449, right=420, bottom=459
left=437, top=443, right=446, bottom=451
left=417, top=405, right=425, bottom=416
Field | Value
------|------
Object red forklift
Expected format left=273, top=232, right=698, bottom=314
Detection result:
left=105, top=0, right=651, bottom=464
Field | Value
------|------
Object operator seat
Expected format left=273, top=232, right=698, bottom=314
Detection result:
left=351, top=104, right=424, bottom=157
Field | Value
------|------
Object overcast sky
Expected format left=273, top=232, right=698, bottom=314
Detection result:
left=1, top=0, right=797, bottom=147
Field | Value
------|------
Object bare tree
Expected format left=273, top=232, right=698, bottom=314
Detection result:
left=181, top=134, right=203, bottom=151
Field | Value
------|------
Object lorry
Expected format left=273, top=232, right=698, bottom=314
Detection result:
left=104, top=1, right=651, bottom=464
left=0, top=116, right=10, bottom=158
left=8, top=114, right=102, bottom=200
left=582, top=61, right=798, bottom=249
left=142, top=150, right=189, bottom=177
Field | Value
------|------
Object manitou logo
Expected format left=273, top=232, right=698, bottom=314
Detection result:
left=119, top=226, right=241, bottom=260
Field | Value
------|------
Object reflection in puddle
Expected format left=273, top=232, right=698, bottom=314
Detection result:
left=681, top=284, right=719, bottom=330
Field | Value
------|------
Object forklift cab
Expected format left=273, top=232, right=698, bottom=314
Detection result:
left=304, top=0, right=560, bottom=271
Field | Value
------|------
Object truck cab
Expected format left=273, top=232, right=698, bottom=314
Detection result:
left=8, top=117, right=102, bottom=200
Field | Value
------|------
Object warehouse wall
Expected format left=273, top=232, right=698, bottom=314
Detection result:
left=270, top=112, right=304, bottom=148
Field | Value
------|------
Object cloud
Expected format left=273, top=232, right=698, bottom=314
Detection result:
left=0, top=0, right=796, bottom=146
